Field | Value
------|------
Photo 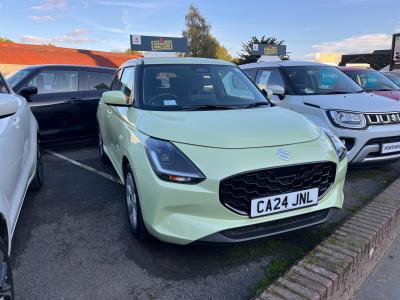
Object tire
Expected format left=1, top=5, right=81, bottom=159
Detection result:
left=0, top=239, right=14, bottom=300
left=125, top=166, right=148, bottom=240
left=29, top=142, right=43, bottom=191
left=98, top=130, right=109, bottom=164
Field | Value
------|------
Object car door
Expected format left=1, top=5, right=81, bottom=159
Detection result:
left=24, top=68, right=85, bottom=141
left=107, top=67, right=135, bottom=164
left=0, top=94, right=24, bottom=228
left=82, top=70, right=114, bottom=136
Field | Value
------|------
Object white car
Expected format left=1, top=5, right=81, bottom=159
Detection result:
left=0, top=73, right=42, bottom=298
left=241, top=61, right=400, bottom=164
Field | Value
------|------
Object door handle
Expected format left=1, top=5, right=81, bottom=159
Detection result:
left=66, top=97, right=82, bottom=103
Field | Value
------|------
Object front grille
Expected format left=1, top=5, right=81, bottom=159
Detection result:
left=366, top=112, right=400, bottom=126
left=219, top=162, right=336, bottom=216
left=366, top=136, right=400, bottom=145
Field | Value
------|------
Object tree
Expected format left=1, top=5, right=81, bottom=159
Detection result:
left=238, top=36, right=284, bottom=65
left=124, top=49, right=143, bottom=56
left=0, top=37, right=13, bottom=43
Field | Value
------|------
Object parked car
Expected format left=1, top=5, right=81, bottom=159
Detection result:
left=0, top=73, right=42, bottom=298
left=340, top=67, right=400, bottom=100
left=6, top=65, right=115, bottom=142
left=97, top=57, right=347, bottom=244
left=383, top=71, right=400, bottom=87
left=241, top=61, right=400, bottom=164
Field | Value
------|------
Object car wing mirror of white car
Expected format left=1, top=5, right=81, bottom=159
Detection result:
left=269, top=85, right=286, bottom=100
left=101, top=91, right=130, bottom=107
left=0, top=95, right=18, bottom=118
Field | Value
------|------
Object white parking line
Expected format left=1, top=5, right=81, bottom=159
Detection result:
left=45, top=150, right=123, bottom=185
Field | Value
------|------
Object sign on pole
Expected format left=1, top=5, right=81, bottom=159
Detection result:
left=391, top=33, right=400, bottom=71
left=130, top=35, right=188, bottom=53
left=251, top=44, right=286, bottom=56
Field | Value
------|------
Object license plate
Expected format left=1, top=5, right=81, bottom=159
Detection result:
left=381, top=142, right=400, bottom=154
left=250, top=188, right=319, bottom=218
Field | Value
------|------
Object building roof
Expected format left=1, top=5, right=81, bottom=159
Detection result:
left=0, top=41, right=141, bottom=68
left=240, top=60, right=327, bottom=69
left=122, top=57, right=234, bottom=68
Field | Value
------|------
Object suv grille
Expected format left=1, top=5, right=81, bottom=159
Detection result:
left=366, top=112, right=400, bottom=126
left=219, top=162, right=336, bottom=216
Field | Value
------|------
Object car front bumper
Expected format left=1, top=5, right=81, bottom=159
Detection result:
left=132, top=136, right=347, bottom=245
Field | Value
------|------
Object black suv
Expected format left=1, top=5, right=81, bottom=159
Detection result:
left=7, top=65, right=115, bottom=142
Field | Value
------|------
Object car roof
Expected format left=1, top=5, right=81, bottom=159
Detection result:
left=240, top=60, right=328, bottom=69
left=18, top=64, right=116, bottom=72
left=120, top=57, right=234, bottom=69
left=338, top=66, right=373, bottom=72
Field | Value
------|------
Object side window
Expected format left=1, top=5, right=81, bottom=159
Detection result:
left=87, top=72, right=114, bottom=91
left=111, top=70, right=122, bottom=91
left=256, top=69, right=285, bottom=90
left=0, top=76, right=8, bottom=94
left=220, top=69, right=255, bottom=100
left=242, top=69, right=257, bottom=81
left=26, top=70, right=79, bottom=94
left=119, top=67, right=135, bottom=99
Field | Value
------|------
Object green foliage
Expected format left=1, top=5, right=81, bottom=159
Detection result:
left=124, top=49, right=143, bottom=56
left=182, top=5, right=232, bottom=61
left=238, top=36, right=284, bottom=65
left=0, top=37, right=13, bottom=43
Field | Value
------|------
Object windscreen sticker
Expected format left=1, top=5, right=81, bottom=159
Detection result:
left=164, top=99, right=177, bottom=106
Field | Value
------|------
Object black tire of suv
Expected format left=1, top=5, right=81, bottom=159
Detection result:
left=29, top=143, right=43, bottom=191
left=98, top=130, right=109, bottom=164
left=125, top=166, right=149, bottom=240
left=0, top=238, right=14, bottom=300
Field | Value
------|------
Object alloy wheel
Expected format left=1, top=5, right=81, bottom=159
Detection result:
left=126, top=173, right=138, bottom=230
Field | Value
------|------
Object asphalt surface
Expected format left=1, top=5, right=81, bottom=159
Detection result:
left=354, top=234, right=400, bottom=300
left=11, top=143, right=400, bottom=299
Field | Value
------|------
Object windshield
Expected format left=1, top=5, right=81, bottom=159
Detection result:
left=283, top=66, right=363, bottom=95
left=344, top=70, right=400, bottom=91
left=141, top=64, right=268, bottom=110
left=385, top=73, right=400, bottom=87
left=6, top=69, right=31, bottom=88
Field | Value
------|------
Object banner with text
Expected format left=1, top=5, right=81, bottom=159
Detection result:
left=251, top=44, right=287, bottom=56
left=130, top=35, right=188, bottom=53
left=391, top=33, right=400, bottom=70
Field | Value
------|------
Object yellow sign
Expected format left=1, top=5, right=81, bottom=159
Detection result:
left=151, top=39, right=173, bottom=51
left=264, top=46, right=278, bottom=55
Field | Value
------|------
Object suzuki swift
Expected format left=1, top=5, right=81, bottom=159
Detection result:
left=97, top=58, right=347, bottom=244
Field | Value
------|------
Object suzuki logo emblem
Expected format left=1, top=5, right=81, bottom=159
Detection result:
left=276, top=149, right=291, bottom=161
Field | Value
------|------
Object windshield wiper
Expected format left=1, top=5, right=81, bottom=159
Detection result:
left=244, top=102, right=270, bottom=108
left=375, top=88, right=395, bottom=91
left=180, top=104, right=238, bottom=111
left=323, top=91, right=353, bottom=95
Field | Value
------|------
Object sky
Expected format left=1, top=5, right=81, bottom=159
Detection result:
left=0, top=0, right=399, bottom=60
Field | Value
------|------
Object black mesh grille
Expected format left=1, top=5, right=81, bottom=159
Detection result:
left=219, top=162, right=336, bottom=216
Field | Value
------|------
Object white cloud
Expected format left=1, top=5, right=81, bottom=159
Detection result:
left=21, top=28, right=100, bottom=45
left=29, top=15, right=58, bottom=22
left=312, top=33, right=392, bottom=54
left=31, top=0, right=67, bottom=11
left=97, top=1, right=181, bottom=9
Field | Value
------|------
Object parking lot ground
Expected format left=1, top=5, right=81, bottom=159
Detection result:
left=11, top=143, right=400, bottom=299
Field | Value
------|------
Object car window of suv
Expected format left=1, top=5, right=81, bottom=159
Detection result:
left=119, top=67, right=135, bottom=99
left=26, top=70, right=79, bottom=94
left=0, top=76, right=8, bottom=94
left=111, top=69, right=122, bottom=91
left=256, top=69, right=285, bottom=90
left=87, top=71, right=113, bottom=91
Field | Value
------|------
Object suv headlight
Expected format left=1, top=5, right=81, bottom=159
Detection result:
left=145, top=137, right=206, bottom=184
left=322, top=129, right=347, bottom=161
left=328, top=110, right=366, bottom=129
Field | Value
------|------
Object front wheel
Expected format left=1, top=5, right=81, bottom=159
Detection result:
left=125, top=166, right=148, bottom=240
left=0, top=239, right=14, bottom=300
left=30, top=142, right=43, bottom=191
left=98, top=130, right=109, bottom=164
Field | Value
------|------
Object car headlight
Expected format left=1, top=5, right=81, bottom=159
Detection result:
left=145, top=137, right=206, bottom=184
left=328, top=110, right=366, bottom=129
left=322, top=129, right=347, bottom=161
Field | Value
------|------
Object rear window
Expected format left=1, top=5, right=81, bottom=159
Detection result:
left=87, top=72, right=113, bottom=91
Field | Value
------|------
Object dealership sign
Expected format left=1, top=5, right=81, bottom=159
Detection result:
left=391, top=33, right=400, bottom=70
left=251, top=44, right=286, bottom=56
left=130, top=35, right=188, bottom=52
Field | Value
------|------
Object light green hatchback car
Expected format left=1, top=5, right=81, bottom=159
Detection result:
left=97, top=57, right=347, bottom=245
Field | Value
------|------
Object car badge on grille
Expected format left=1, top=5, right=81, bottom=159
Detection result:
left=276, top=149, right=291, bottom=161
left=391, top=114, right=398, bottom=122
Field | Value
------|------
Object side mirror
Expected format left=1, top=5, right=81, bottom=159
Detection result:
left=0, top=95, right=18, bottom=118
left=269, top=85, right=285, bottom=98
left=101, top=91, right=129, bottom=106
left=262, top=88, right=274, bottom=101
left=19, top=86, right=38, bottom=101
